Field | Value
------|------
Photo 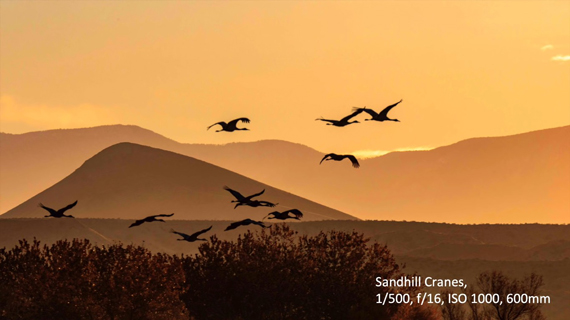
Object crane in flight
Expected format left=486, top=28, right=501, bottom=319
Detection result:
left=207, top=118, right=250, bottom=132
left=224, top=186, right=277, bottom=209
left=170, top=226, right=212, bottom=242
left=320, top=153, right=360, bottom=168
left=353, top=99, right=403, bottom=122
left=224, top=219, right=268, bottom=231
left=315, top=109, right=363, bottom=127
left=129, top=213, right=174, bottom=228
left=265, top=209, right=304, bottom=221
left=39, top=201, right=78, bottom=218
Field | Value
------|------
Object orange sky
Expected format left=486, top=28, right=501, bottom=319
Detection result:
left=1, top=1, right=569, bottom=155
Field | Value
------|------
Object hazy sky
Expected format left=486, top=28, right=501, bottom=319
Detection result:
left=1, top=1, right=569, bottom=155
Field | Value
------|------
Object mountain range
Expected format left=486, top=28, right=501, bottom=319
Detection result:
left=2, top=143, right=353, bottom=221
left=1, top=124, right=569, bottom=223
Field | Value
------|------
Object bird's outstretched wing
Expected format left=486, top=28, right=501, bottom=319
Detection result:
left=129, top=219, right=145, bottom=228
left=263, top=211, right=279, bottom=220
left=339, top=108, right=364, bottom=122
left=315, top=118, right=336, bottom=123
left=228, top=118, right=250, bottom=127
left=346, top=155, right=360, bottom=168
left=320, top=153, right=333, bottom=164
left=59, top=200, right=78, bottom=214
left=252, top=220, right=269, bottom=228
left=225, top=220, right=245, bottom=231
left=247, top=189, right=265, bottom=200
left=207, top=122, right=226, bottom=130
left=257, top=201, right=277, bottom=207
left=38, top=203, right=57, bottom=215
left=190, top=225, right=212, bottom=238
left=224, top=186, right=245, bottom=201
left=283, top=209, right=303, bottom=219
left=352, top=107, right=378, bottom=118
left=378, top=99, right=402, bottom=118
left=152, top=213, right=175, bottom=218
left=170, top=229, right=189, bottom=238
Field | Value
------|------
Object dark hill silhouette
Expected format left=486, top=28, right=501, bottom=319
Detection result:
left=1, top=143, right=355, bottom=221
left=2, top=125, right=569, bottom=223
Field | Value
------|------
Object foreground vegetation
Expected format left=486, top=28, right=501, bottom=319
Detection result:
left=0, top=225, right=437, bottom=320
left=0, top=225, right=547, bottom=320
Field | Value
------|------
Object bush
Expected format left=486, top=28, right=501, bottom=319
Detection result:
left=180, top=224, right=437, bottom=320
left=0, top=225, right=437, bottom=320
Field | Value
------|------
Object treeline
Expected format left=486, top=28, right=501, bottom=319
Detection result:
left=0, top=225, right=545, bottom=320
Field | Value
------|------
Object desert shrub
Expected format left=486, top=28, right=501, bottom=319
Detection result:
left=0, top=226, right=438, bottom=320
left=0, top=239, right=186, bottom=320
left=180, top=224, right=437, bottom=320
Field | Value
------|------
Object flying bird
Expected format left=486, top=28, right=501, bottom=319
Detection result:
left=170, top=226, right=212, bottom=242
left=224, top=219, right=268, bottom=231
left=353, top=99, right=402, bottom=122
left=39, top=201, right=78, bottom=218
left=320, top=153, right=360, bottom=168
left=265, top=209, right=304, bottom=220
left=129, top=213, right=174, bottom=228
left=315, top=109, right=363, bottom=127
left=223, top=186, right=276, bottom=209
left=207, top=118, right=250, bottom=132
left=243, top=200, right=278, bottom=208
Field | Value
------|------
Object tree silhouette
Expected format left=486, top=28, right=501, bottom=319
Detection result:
left=0, top=239, right=186, bottom=320
left=180, top=224, right=437, bottom=320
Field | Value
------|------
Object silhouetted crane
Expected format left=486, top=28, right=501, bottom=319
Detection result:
left=224, top=219, right=268, bottom=231
left=320, top=153, right=360, bottom=168
left=353, top=99, right=402, bottom=122
left=223, top=186, right=276, bottom=209
left=129, top=213, right=174, bottom=228
left=170, top=226, right=212, bottom=242
left=315, top=109, right=363, bottom=127
left=207, top=118, right=250, bottom=132
left=39, top=201, right=78, bottom=218
left=243, top=200, right=278, bottom=208
left=265, top=209, right=304, bottom=220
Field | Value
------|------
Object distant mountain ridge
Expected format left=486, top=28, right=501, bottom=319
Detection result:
left=2, top=124, right=569, bottom=223
left=2, top=142, right=355, bottom=221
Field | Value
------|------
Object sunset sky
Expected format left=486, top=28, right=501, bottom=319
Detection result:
left=1, top=1, right=568, bottom=155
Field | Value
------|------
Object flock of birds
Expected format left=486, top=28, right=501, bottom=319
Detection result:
left=39, top=186, right=304, bottom=242
left=208, top=99, right=403, bottom=168
left=39, top=100, right=402, bottom=242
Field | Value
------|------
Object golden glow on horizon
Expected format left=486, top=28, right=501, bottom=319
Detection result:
left=1, top=1, right=569, bottom=153
left=350, top=147, right=434, bottom=159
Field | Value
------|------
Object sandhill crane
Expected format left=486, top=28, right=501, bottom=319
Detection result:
left=39, top=201, right=78, bottom=218
left=224, top=219, right=268, bottom=231
left=129, top=213, right=174, bottom=228
left=265, top=209, right=304, bottom=220
left=315, top=109, right=363, bottom=127
left=207, top=118, right=250, bottom=132
left=320, top=153, right=360, bottom=168
left=243, top=200, right=278, bottom=208
left=170, top=226, right=212, bottom=242
left=223, top=186, right=277, bottom=209
left=353, top=99, right=402, bottom=122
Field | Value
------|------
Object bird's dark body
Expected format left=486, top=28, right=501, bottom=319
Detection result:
left=129, top=213, right=174, bottom=228
left=224, top=219, right=268, bottom=231
left=224, top=186, right=277, bottom=209
left=354, top=99, right=402, bottom=122
left=208, top=118, right=250, bottom=132
left=39, top=201, right=78, bottom=218
left=266, top=209, right=304, bottom=220
left=171, top=226, right=212, bottom=242
left=320, top=153, right=360, bottom=168
left=316, top=109, right=363, bottom=127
